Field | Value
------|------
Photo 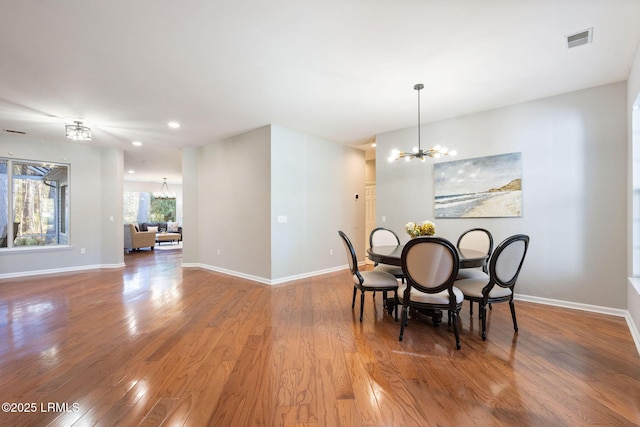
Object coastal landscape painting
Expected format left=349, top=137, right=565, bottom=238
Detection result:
left=434, top=152, right=522, bottom=218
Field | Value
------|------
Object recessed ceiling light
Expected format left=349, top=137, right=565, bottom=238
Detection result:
left=371, top=143, right=377, bottom=147
left=128, top=170, right=135, bottom=174
left=132, top=141, right=142, bottom=146
left=168, top=121, right=180, bottom=129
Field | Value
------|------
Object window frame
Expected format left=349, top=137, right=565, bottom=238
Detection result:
left=0, top=157, right=70, bottom=251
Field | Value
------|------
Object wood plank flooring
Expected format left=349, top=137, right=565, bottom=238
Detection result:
left=0, top=247, right=639, bottom=426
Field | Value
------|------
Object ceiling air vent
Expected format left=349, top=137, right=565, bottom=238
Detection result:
left=566, top=28, right=593, bottom=49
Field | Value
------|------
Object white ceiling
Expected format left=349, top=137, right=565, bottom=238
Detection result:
left=1, top=1, right=639, bottom=184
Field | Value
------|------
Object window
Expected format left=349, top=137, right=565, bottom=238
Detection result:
left=124, top=192, right=176, bottom=224
left=0, top=158, right=69, bottom=248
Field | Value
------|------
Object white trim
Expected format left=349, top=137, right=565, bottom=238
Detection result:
left=515, top=293, right=640, bottom=356
left=0, top=245, right=74, bottom=254
left=0, top=262, right=125, bottom=280
left=626, top=313, right=640, bottom=357
left=515, top=293, right=628, bottom=317
left=629, top=277, right=640, bottom=295
left=182, top=262, right=349, bottom=286
left=269, top=265, right=349, bottom=285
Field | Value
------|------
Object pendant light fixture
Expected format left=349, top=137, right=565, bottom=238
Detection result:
left=65, top=121, right=91, bottom=141
left=154, top=178, right=176, bottom=200
left=388, top=84, right=456, bottom=162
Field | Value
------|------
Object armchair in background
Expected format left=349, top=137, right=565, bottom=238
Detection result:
left=124, top=224, right=155, bottom=252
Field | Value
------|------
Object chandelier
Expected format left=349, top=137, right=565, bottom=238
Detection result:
left=65, top=121, right=91, bottom=141
left=388, top=84, right=456, bottom=162
left=154, top=178, right=176, bottom=200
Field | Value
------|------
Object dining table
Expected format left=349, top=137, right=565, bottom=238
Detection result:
left=366, top=243, right=488, bottom=326
left=367, top=244, right=488, bottom=269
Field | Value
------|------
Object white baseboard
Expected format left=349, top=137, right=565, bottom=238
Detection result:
left=182, top=262, right=349, bottom=286
left=515, top=293, right=640, bottom=356
left=0, top=262, right=125, bottom=280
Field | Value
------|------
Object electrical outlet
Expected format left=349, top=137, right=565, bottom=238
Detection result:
left=217, top=249, right=221, bottom=255
left=329, top=249, right=333, bottom=255
left=382, top=216, right=386, bottom=223
left=80, top=248, right=86, bottom=254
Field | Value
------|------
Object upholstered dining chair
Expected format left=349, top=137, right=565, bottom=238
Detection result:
left=454, top=234, right=530, bottom=341
left=338, top=230, right=399, bottom=322
left=369, top=227, right=404, bottom=277
left=398, top=236, right=463, bottom=349
left=369, top=227, right=404, bottom=310
left=456, top=228, right=493, bottom=274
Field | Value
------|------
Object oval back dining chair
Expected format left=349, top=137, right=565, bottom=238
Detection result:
left=454, top=234, right=530, bottom=341
left=369, top=227, right=405, bottom=283
left=398, top=236, right=463, bottom=349
left=369, top=227, right=401, bottom=247
left=456, top=228, right=493, bottom=273
left=338, top=230, right=399, bottom=322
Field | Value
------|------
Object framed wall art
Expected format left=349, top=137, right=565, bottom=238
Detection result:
left=434, top=152, right=522, bottom=218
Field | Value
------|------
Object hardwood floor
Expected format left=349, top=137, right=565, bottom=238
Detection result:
left=0, top=247, right=639, bottom=426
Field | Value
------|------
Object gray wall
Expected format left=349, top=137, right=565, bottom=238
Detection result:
left=0, top=134, right=124, bottom=276
left=100, top=147, right=124, bottom=266
left=182, top=147, right=199, bottom=263
left=193, top=126, right=272, bottom=280
left=184, top=124, right=365, bottom=283
left=271, top=125, right=365, bottom=280
left=627, top=41, right=640, bottom=338
left=377, top=82, right=627, bottom=309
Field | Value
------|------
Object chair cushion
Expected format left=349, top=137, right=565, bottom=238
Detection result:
left=456, top=268, right=488, bottom=281
left=455, top=277, right=512, bottom=299
left=358, top=270, right=399, bottom=289
left=397, top=283, right=464, bottom=304
left=374, top=264, right=404, bottom=277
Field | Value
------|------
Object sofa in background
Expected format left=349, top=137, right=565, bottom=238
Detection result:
left=140, top=221, right=182, bottom=241
left=124, top=224, right=155, bottom=251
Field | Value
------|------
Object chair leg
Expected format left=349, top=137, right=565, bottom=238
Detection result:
left=394, top=292, right=399, bottom=322
left=481, top=304, right=488, bottom=340
left=399, top=306, right=408, bottom=341
left=360, top=291, right=365, bottom=322
left=352, top=287, right=357, bottom=309
left=452, top=308, right=461, bottom=350
left=469, top=301, right=473, bottom=315
left=509, top=300, right=518, bottom=332
left=385, top=291, right=395, bottom=316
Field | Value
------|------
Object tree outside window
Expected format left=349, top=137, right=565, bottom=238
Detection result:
left=124, top=192, right=175, bottom=223
left=0, top=159, right=69, bottom=248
